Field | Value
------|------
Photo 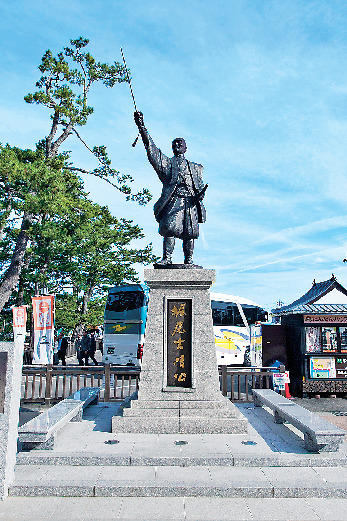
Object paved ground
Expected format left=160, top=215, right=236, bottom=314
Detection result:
left=1, top=397, right=346, bottom=520
left=1, top=496, right=347, bottom=521
left=11, top=356, right=347, bottom=520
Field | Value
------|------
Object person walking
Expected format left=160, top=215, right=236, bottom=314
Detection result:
left=57, top=332, right=68, bottom=366
left=88, top=332, right=99, bottom=366
left=75, top=334, right=84, bottom=366
left=53, top=334, right=59, bottom=365
left=80, top=330, right=91, bottom=366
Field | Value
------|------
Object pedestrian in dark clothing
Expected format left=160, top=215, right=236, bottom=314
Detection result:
left=87, top=333, right=99, bottom=366
left=57, top=333, right=68, bottom=366
left=53, top=335, right=59, bottom=365
left=75, top=334, right=84, bottom=366
left=80, top=331, right=91, bottom=366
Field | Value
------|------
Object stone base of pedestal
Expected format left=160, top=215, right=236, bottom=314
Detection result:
left=112, top=398, right=248, bottom=434
left=111, top=268, right=248, bottom=435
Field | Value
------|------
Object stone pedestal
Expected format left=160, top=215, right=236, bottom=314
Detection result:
left=112, top=269, right=247, bottom=434
left=0, top=340, right=24, bottom=500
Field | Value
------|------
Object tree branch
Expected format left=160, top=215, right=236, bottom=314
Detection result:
left=66, top=166, right=123, bottom=190
left=49, top=122, right=73, bottom=158
left=46, top=111, right=60, bottom=158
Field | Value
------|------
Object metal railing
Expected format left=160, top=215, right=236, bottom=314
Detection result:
left=21, top=364, right=140, bottom=405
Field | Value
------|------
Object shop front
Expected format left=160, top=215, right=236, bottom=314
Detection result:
left=272, top=276, right=347, bottom=396
left=303, top=315, right=347, bottom=394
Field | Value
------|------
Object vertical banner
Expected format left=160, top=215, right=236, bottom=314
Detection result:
left=12, top=306, right=27, bottom=342
left=31, top=295, right=54, bottom=365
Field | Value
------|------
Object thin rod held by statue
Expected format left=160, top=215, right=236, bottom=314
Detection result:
left=120, top=47, right=140, bottom=147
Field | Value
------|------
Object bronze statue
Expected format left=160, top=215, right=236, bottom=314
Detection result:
left=134, top=111, right=207, bottom=266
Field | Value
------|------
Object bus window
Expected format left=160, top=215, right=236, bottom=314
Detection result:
left=106, top=291, right=146, bottom=313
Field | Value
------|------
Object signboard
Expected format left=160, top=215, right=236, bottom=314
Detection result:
left=12, top=306, right=27, bottom=342
left=31, top=295, right=55, bottom=365
left=250, top=324, right=262, bottom=366
left=0, top=352, right=8, bottom=414
left=305, top=327, right=321, bottom=353
left=273, top=373, right=285, bottom=391
left=336, top=357, right=347, bottom=378
left=310, top=357, right=336, bottom=379
left=167, top=299, right=192, bottom=388
left=104, top=322, right=139, bottom=335
left=304, top=315, right=347, bottom=324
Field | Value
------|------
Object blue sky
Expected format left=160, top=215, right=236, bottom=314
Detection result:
left=1, top=0, right=347, bottom=311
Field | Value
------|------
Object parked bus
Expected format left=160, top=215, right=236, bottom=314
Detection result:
left=103, top=285, right=267, bottom=366
left=211, top=292, right=268, bottom=365
left=103, top=283, right=149, bottom=366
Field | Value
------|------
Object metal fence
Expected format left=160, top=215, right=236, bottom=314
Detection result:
left=21, top=364, right=280, bottom=405
left=21, top=364, right=140, bottom=405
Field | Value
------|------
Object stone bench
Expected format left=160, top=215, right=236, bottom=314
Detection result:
left=18, top=387, right=100, bottom=451
left=67, top=386, right=100, bottom=408
left=253, top=388, right=346, bottom=452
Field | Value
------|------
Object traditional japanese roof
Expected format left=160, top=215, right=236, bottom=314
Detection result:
left=287, top=304, right=347, bottom=314
left=272, top=276, right=347, bottom=316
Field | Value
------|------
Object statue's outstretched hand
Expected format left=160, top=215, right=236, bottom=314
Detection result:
left=134, top=111, right=144, bottom=128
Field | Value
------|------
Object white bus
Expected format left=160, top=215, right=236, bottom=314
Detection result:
left=211, top=292, right=267, bottom=365
left=103, top=284, right=149, bottom=366
left=103, top=285, right=267, bottom=367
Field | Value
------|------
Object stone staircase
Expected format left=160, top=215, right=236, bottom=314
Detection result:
left=10, top=449, right=347, bottom=499
left=10, top=402, right=347, bottom=499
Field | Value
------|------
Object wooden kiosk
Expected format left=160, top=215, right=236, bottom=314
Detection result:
left=272, top=275, right=347, bottom=397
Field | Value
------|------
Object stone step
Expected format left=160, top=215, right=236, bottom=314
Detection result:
left=112, top=416, right=248, bottom=434
left=122, top=408, right=241, bottom=418
left=9, top=464, right=347, bottom=498
left=16, top=451, right=347, bottom=468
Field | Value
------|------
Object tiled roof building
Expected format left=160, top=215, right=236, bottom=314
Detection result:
left=272, top=275, right=347, bottom=397
left=272, top=275, right=347, bottom=316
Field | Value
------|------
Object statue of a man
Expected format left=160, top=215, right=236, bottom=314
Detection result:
left=134, top=111, right=207, bottom=266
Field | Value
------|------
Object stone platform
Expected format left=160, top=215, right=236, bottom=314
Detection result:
left=8, top=402, right=347, bottom=506
left=113, top=397, right=247, bottom=434
left=112, top=268, right=247, bottom=434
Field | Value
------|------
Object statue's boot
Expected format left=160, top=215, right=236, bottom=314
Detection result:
left=157, top=237, right=175, bottom=265
left=183, top=239, right=194, bottom=264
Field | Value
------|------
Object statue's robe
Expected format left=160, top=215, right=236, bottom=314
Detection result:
left=144, top=132, right=206, bottom=240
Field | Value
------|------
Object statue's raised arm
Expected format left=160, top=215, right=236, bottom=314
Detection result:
left=134, top=111, right=207, bottom=267
left=134, top=111, right=170, bottom=183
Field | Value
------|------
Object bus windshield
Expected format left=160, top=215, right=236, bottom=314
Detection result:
left=105, top=290, right=146, bottom=313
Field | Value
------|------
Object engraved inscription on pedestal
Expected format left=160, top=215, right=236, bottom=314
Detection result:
left=167, top=299, right=192, bottom=388
left=0, top=352, right=8, bottom=414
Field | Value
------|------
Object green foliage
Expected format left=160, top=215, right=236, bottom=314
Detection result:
left=0, top=36, right=154, bottom=324
left=55, top=293, right=106, bottom=333
left=0, top=144, right=87, bottom=277
left=0, top=144, right=82, bottom=215
left=80, top=296, right=107, bottom=329
left=55, top=294, right=79, bottom=332
left=25, top=36, right=128, bottom=127
left=24, top=37, right=151, bottom=204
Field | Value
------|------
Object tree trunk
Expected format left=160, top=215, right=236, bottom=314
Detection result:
left=0, top=203, right=11, bottom=241
left=16, top=252, right=32, bottom=306
left=16, top=277, right=26, bottom=307
left=73, top=284, right=94, bottom=337
left=81, top=284, right=94, bottom=317
left=0, top=213, right=33, bottom=313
